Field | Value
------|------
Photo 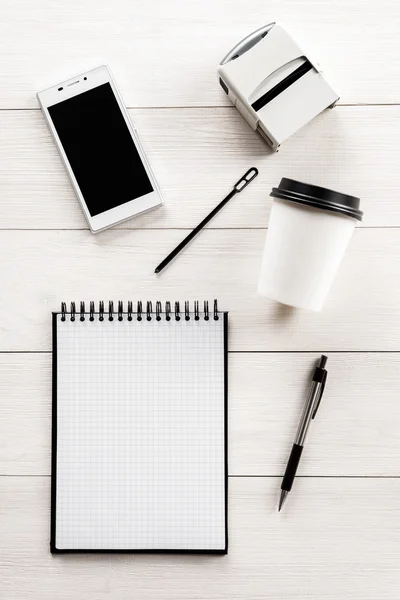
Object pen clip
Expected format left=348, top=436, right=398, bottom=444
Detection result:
left=312, top=370, right=327, bottom=419
left=233, top=167, right=259, bottom=192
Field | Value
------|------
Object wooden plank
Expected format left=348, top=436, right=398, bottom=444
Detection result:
left=1, top=106, right=399, bottom=229
left=1, top=353, right=399, bottom=477
left=0, top=228, right=399, bottom=352
left=230, top=352, right=400, bottom=476
left=0, top=476, right=399, bottom=599
left=0, top=354, right=50, bottom=476
left=1, top=0, right=400, bottom=108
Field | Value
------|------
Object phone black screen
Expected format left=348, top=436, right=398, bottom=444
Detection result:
left=48, top=83, right=153, bottom=217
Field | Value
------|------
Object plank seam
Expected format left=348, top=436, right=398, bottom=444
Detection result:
left=1, top=350, right=400, bottom=355
left=1, top=103, right=400, bottom=111
left=0, top=227, right=396, bottom=232
left=1, top=474, right=400, bottom=479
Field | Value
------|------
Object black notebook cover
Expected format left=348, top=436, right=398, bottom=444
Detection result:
left=51, top=301, right=228, bottom=553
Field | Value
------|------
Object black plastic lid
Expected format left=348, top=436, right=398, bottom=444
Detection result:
left=270, top=178, right=363, bottom=221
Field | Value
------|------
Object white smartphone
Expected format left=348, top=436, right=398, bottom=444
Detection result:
left=37, top=65, right=163, bottom=233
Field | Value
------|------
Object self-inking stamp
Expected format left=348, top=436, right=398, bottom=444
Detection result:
left=218, top=23, right=339, bottom=151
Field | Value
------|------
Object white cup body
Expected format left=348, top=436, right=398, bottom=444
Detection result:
left=258, top=199, right=357, bottom=311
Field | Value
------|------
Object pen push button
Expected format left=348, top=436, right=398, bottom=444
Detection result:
left=311, top=355, right=328, bottom=419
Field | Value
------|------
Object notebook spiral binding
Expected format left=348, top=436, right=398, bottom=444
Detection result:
left=60, top=300, right=220, bottom=322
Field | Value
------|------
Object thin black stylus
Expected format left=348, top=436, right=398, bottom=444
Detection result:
left=154, top=167, right=259, bottom=274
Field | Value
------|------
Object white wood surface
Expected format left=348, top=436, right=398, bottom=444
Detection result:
left=1, top=106, right=400, bottom=229
left=1, top=353, right=399, bottom=477
left=1, top=229, right=400, bottom=351
left=1, top=477, right=400, bottom=600
left=2, top=0, right=400, bottom=597
left=1, top=0, right=400, bottom=107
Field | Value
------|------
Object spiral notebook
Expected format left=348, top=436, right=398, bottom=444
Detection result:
left=51, top=300, right=228, bottom=554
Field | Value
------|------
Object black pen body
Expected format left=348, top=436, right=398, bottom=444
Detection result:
left=278, top=355, right=328, bottom=509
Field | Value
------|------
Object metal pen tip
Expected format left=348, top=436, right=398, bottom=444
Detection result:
left=278, top=490, right=288, bottom=512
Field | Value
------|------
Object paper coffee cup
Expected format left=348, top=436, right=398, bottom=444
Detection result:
left=258, top=178, right=363, bottom=311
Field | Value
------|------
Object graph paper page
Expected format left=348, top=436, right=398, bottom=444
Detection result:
left=54, top=312, right=226, bottom=551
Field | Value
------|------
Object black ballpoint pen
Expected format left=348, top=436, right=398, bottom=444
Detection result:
left=279, top=355, right=328, bottom=511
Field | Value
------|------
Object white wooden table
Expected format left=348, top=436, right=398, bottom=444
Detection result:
left=1, top=1, right=400, bottom=598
